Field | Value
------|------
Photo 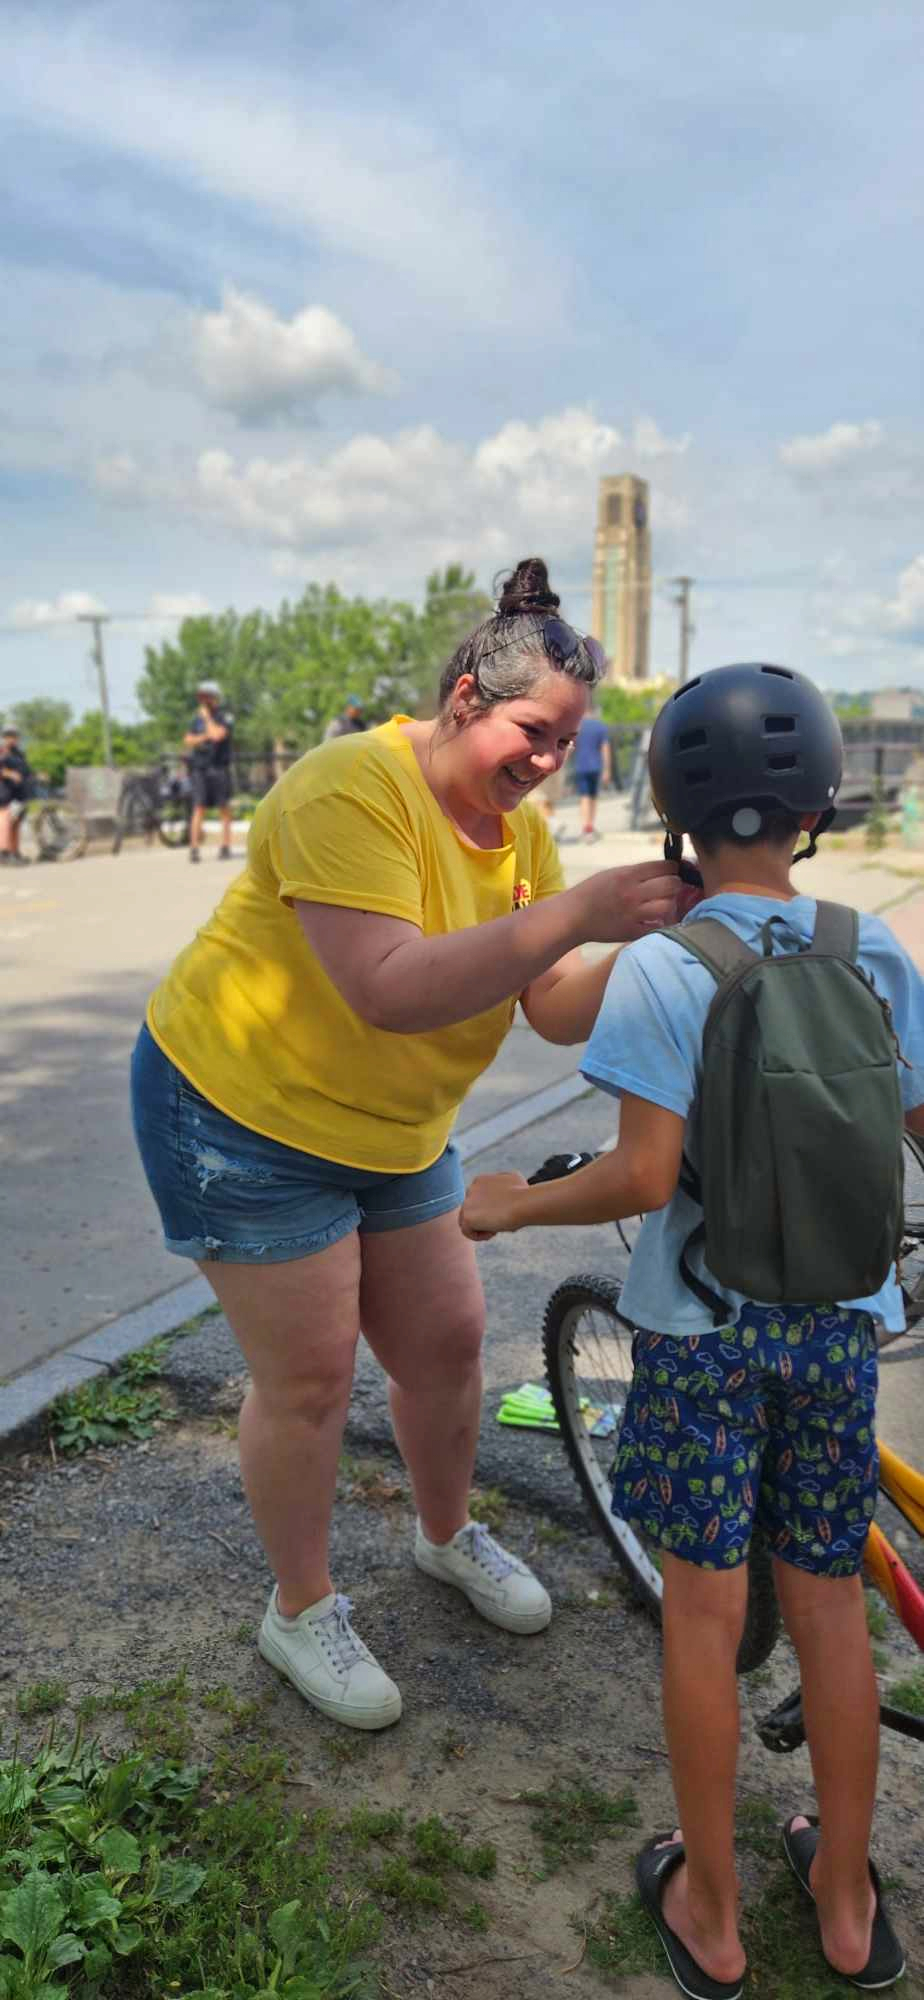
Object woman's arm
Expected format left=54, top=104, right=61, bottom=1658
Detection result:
left=295, top=861, right=679, bottom=1036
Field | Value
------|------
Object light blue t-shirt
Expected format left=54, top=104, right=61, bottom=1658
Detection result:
left=581, top=892, right=924, bottom=1337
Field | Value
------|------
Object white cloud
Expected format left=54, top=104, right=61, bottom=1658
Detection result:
left=779, top=419, right=883, bottom=473
left=186, top=289, right=396, bottom=424
left=7, top=590, right=108, bottom=628
left=92, top=406, right=690, bottom=581
left=6, top=16, right=519, bottom=322
left=145, top=592, right=212, bottom=620
left=884, top=557, right=924, bottom=640
left=808, top=553, right=924, bottom=660
left=632, top=417, right=691, bottom=459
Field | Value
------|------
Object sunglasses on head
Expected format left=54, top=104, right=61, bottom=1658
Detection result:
left=483, top=615, right=605, bottom=674
left=541, top=616, right=606, bottom=674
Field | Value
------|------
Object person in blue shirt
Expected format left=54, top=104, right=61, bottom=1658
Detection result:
left=572, top=698, right=612, bottom=841
left=461, top=664, right=924, bottom=2000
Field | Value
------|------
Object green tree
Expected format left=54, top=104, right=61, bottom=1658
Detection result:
left=136, top=568, right=493, bottom=753
left=11, top=698, right=73, bottom=741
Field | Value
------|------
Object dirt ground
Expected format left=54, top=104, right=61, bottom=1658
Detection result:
left=2, top=1325, right=924, bottom=2000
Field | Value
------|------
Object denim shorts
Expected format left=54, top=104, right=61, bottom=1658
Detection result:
left=611, top=1304, right=879, bottom=1579
left=131, top=1023, right=466, bottom=1264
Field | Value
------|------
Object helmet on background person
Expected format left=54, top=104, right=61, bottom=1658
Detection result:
left=649, top=662, right=843, bottom=852
left=196, top=679, right=222, bottom=699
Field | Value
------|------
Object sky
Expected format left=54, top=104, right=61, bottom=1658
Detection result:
left=1, top=0, right=922, bottom=721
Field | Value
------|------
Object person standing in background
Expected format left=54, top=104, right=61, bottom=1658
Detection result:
left=0, top=723, right=32, bottom=867
left=184, top=680, right=234, bottom=865
left=324, top=695, right=367, bottom=740
left=572, top=698, right=612, bottom=841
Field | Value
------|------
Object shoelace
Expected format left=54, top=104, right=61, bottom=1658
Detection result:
left=457, top=1522, right=518, bottom=1579
left=320, top=1594, right=366, bottom=1671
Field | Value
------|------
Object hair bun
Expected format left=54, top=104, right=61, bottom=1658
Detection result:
left=496, top=556, right=560, bottom=617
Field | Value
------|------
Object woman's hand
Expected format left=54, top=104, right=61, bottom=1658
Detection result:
left=460, top=1171, right=529, bottom=1241
left=574, top=859, right=682, bottom=944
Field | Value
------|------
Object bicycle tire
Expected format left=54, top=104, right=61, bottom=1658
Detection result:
left=899, top=1131, right=924, bottom=1329
left=158, top=801, right=190, bottom=848
left=33, top=804, right=86, bottom=861
left=542, top=1273, right=780, bottom=1674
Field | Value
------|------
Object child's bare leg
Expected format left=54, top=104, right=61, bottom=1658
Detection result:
left=658, top=1553, right=749, bottom=1983
left=774, top=1561, right=878, bottom=1976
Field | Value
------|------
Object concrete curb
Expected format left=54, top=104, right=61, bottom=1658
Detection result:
left=0, top=1075, right=592, bottom=1447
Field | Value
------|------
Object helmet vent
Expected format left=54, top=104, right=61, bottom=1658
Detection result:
left=684, top=766, right=712, bottom=787
left=673, top=677, right=702, bottom=701
left=760, top=665, right=794, bottom=681
left=678, top=728, right=708, bottom=750
left=764, top=714, right=795, bottom=734
left=767, top=753, right=799, bottom=772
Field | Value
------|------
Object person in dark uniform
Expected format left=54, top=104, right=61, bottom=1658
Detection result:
left=184, top=680, right=234, bottom=864
left=0, top=723, right=32, bottom=867
left=324, top=694, right=366, bottom=740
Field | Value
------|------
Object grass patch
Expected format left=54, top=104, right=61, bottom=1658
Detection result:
left=468, top=1487, right=507, bottom=1534
left=535, top=1519, right=569, bottom=1547
left=584, top=1890, right=663, bottom=1979
left=865, top=1591, right=889, bottom=1640
left=346, top=1807, right=403, bottom=1852
left=736, top=1794, right=779, bottom=1861
left=50, top=1340, right=177, bottom=1456
left=886, top=1665, right=924, bottom=1716
left=524, top=1779, right=639, bottom=1875
left=337, top=1455, right=406, bottom=1509
left=15, top=1682, right=68, bottom=1721
left=0, top=1724, right=380, bottom=1999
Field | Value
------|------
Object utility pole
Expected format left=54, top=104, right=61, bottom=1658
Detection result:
left=78, top=614, right=113, bottom=766
left=670, top=576, right=694, bottom=684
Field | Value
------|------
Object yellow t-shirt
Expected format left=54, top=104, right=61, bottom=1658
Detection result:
left=148, top=716, right=565, bottom=1172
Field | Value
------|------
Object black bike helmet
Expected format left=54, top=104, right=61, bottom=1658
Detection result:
left=649, top=664, right=842, bottom=857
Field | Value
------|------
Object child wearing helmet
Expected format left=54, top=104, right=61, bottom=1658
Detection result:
left=462, top=663, right=924, bottom=1998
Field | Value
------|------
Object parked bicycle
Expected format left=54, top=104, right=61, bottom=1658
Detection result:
left=113, top=761, right=192, bottom=852
left=536, top=1135, right=924, bottom=1712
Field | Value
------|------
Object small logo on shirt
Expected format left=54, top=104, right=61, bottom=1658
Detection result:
left=513, top=878, right=532, bottom=910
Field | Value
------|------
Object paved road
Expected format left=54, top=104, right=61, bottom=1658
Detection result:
left=4, top=798, right=924, bottom=1387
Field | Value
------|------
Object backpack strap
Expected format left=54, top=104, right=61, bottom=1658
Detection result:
left=661, top=917, right=759, bottom=982
left=811, top=900, right=859, bottom=961
left=661, top=918, right=748, bottom=1328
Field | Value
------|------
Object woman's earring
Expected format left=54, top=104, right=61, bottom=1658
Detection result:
left=453, top=710, right=464, bottom=725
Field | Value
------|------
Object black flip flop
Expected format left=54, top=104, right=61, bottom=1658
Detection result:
left=782, top=1815, right=906, bottom=1991
left=635, top=1834, right=745, bottom=2000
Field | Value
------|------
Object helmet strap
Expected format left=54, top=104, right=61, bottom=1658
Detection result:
left=663, top=828, right=704, bottom=890
left=792, top=805, right=836, bottom=865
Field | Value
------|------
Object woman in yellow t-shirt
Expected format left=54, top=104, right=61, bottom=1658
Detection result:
left=132, top=556, right=681, bottom=1731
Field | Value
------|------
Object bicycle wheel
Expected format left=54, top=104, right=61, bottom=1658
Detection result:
left=33, top=804, right=86, bottom=861
left=899, top=1132, right=924, bottom=1329
left=157, top=796, right=190, bottom=848
left=542, top=1273, right=780, bottom=1674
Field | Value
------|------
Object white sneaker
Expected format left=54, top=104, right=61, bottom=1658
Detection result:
left=258, top=1589, right=402, bottom=1730
left=414, top=1520, right=552, bottom=1634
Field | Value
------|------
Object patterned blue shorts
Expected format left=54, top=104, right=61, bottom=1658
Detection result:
left=611, top=1304, right=879, bottom=1578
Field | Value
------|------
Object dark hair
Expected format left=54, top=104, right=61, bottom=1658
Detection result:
left=438, top=556, right=600, bottom=712
left=693, top=801, right=804, bottom=856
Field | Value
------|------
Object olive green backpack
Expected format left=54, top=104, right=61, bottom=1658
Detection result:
left=662, top=901, right=905, bottom=1320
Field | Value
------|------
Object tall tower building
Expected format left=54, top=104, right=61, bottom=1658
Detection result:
left=590, top=474, right=651, bottom=681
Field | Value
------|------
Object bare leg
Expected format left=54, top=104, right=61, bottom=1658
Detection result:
left=774, top=1562, right=879, bottom=1976
left=360, top=1211, right=485, bottom=1545
left=189, top=802, right=206, bottom=852
left=201, top=1236, right=362, bottom=1615
left=220, top=804, right=233, bottom=849
left=657, top=1553, right=748, bottom=1985
left=0, top=805, right=11, bottom=855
